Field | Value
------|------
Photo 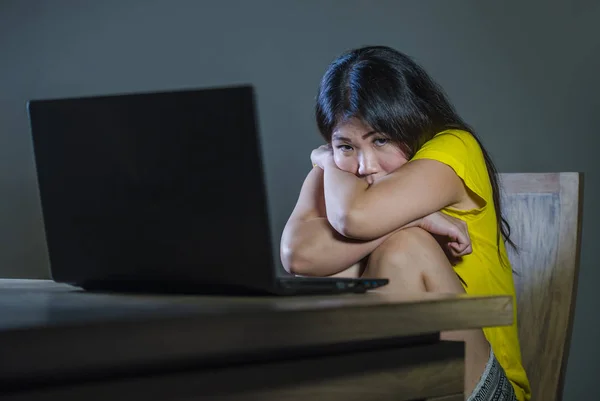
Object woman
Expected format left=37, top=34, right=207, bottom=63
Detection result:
left=280, top=46, right=531, bottom=401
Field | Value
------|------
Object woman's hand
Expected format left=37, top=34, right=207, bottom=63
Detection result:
left=419, top=212, right=472, bottom=261
left=310, top=144, right=333, bottom=169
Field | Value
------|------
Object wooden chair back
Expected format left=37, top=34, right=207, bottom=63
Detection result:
left=500, top=172, right=583, bottom=401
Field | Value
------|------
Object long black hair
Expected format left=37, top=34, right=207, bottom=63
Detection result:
left=315, top=45, right=515, bottom=256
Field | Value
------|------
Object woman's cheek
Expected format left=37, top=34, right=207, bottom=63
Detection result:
left=380, top=158, right=408, bottom=173
left=333, top=153, right=355, bottom=174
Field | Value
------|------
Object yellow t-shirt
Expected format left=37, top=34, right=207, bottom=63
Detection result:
left=411, top=129, right=531, bottom=401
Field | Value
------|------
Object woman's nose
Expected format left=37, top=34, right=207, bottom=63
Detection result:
left=358, top=154, right=378, bottom=177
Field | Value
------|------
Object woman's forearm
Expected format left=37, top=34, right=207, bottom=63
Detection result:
left=322, top=158, right=369, bottom=236
left=281, top=215, right=424, bottom=277
left=280, top=217, right=392, bottom=277
left=280, top=162, right=428, bottom=277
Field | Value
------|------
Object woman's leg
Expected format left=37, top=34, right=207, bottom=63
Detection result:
left=362, top=227, right=490, bottom=398
left=328, top=262, right=365, bottom=278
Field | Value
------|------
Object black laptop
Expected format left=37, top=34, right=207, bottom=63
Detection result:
left=26, top=85, right=388, bottom=295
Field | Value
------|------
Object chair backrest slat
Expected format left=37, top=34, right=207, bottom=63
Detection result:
left=500, top=172, right=583, bottom=401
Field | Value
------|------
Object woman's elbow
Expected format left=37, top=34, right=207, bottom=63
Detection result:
left=332, top=210, right=371, bottom=240
left=280, top=243, right=312, bottom=275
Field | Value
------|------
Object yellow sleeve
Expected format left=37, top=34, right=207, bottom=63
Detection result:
left=410, top=129, right=491, bottom=211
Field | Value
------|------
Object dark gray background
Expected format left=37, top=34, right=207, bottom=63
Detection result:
left=1, top=0, right=598, bottom=398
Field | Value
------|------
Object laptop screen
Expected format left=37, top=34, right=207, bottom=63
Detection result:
left=27, top=86, right=274, bottom=287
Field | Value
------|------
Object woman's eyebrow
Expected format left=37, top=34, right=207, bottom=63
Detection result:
left=332, top=130, right=378, bottom=141
left=332, top=134, right=351, bottom=141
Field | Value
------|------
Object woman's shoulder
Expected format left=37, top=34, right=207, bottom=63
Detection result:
left=415, top=129, right=489, bottom=173
left=428, top=129, right=483, bottom=154
left=413, top=128, right=493, bottom=214
left=412, top=129, right=485, bottom=173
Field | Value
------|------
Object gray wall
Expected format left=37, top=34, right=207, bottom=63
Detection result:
left=1, top=0, right=598, bottom=398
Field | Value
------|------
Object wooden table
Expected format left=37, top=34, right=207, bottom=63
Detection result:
left=0, top=279, right=513, bottom=401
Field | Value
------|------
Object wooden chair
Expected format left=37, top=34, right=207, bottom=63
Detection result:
left=500, top=172, right=583, bottom=401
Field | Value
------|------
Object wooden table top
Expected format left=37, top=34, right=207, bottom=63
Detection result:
left=0, top=279, right=513, bottom=386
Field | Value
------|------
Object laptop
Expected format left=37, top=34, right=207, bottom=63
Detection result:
left=26, top=85, right=388, bottom=296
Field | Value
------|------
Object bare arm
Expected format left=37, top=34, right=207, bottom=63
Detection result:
left=280, top=167, right=418, bottom=276
left=322, top=157, right=465, bottom=240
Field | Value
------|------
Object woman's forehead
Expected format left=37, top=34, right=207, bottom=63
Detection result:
left=332, top=118, right=375, bottom=138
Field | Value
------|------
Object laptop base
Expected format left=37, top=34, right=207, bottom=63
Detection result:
left=75, top=277, right=388, bottom=297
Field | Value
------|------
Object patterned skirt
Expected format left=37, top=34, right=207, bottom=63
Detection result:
left=467, top=347, right=518, bottom=401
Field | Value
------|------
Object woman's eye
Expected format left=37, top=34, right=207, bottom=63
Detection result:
left=336, top=144, right=353, bottom=152
left=374, top=138, right=389, bottom=146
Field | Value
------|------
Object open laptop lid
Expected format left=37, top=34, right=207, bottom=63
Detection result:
left=27, top=85, right=276, bottom=291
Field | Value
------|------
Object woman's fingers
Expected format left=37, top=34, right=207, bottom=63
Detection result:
left=450, top=222, right=471, bottom=252
left=448, top=241, right=472, bottom=257
left=455, top=245, right=472, bottom=257
left=448, top=242, right=461, bottom=257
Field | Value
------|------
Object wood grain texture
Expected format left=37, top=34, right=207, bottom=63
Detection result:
left=3, top=341, right=464, bottom=401
left=500, top=172, right=583, bottom=401
left=500, top=173, right=561, bottom=194
left=426, top=394, right=464, bottom=401
left=0, top=280, right=512, bottom=386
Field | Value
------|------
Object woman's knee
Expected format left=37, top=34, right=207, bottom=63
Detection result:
left=370, top=227, right=445, bottom=267
left=365, top=227, right=443, bottom=280
left=366, top=227, right=463, bottom=293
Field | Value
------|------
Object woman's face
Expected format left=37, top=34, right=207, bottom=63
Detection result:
left=331, top=118, right=408, bottom=184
